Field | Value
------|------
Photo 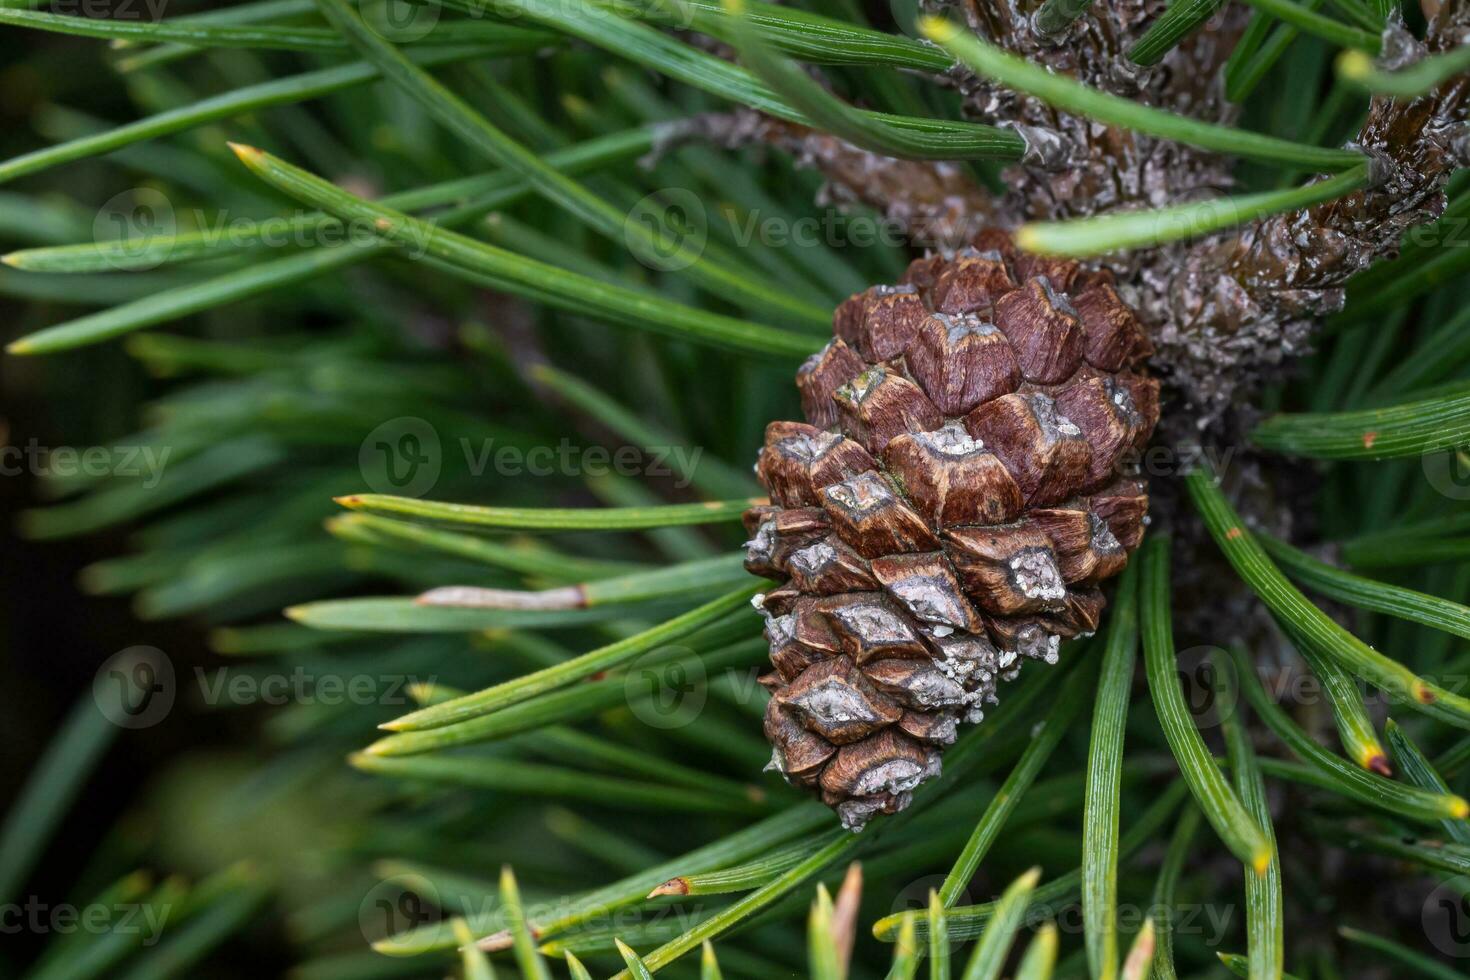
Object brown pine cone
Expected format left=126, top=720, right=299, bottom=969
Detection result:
left=746, top=233, right=1159, bottom=830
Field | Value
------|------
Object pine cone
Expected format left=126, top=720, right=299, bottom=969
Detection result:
left=746, top=233, right=1160, bottom=830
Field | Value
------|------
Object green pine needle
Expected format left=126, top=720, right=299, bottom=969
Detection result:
left=332, top=493, right=762, bottom=530
left=701, top=941, right=724, bottom=980
left=726, top=0, right=1024, bottom=161
left=957, top=868, right=1041, bottom=980
left=1236, top=0, right=1380, bottom=51
left=1252, top=389, right=1470, bottom=459
left=224, top=144, right=820, bottom=359
left=0, top=689, right=122, bottom=902
left=454, top=920, right=499, bottom=980
left=1128, top=0, right=1226, bottom=66
left=1339, top=44, right=1470, bottom=97
left=890, top=913, right=921, bottom=980
left=1139, top=534, right=1275, bottom=876
left=501, top=867, right=554, bottom=980
left=0, top=7, right=558, bottom=54
left=1216, top=654, right=1284, bottom=980
left=1260, top=534, right=1470, bottom=642
left=668, top=0, right=952, bottom=71
left=1148, top=806, right=1202, bottom=980
left=1015, top=924, right=1059, bottom=980
left=1018, top=166, right=1369, bottom=257
left=920, top=18, right=1367, bottom=171
left=1337, top=926, right=1469, bottom=979
left=380, top=585, right=760, bottom=729
left=1188, top=468, right=1470, bottom=730
left=1386, top=719, right=1470, bottom=845
left=938, top=650, right=1097, bottom=905
left=1083, top=566, right=1140, bottom=980
left=1229, top=647, right=1470, bottom=824
left=0, top=47, right=490, bottom=186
